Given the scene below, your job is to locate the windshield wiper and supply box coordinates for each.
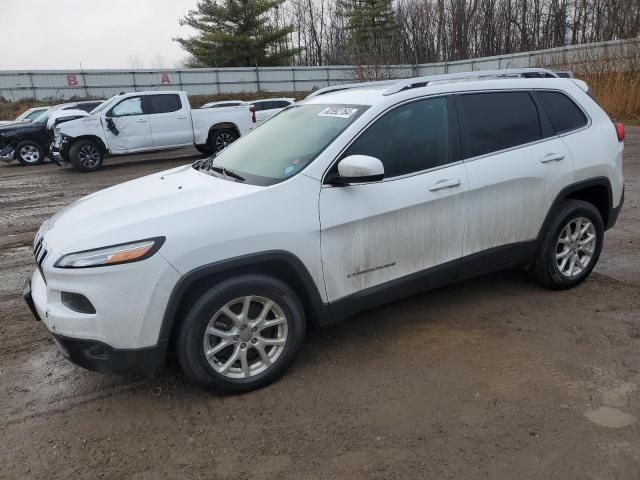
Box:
[211,166,245,182]
[193,156,245,182]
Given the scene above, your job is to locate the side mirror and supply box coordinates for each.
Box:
[328,155,384,185]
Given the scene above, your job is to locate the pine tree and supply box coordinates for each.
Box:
[175,0,300,67]
[338,0,398,60]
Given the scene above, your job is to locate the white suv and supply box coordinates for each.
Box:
[24,69,625,392]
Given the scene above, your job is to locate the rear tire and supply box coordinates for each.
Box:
[195,144,212,155]
[530,199,604,289]
[69,139,104,172]
[208,128,238,153]
[176,274,306,393]
[15,141,44,166]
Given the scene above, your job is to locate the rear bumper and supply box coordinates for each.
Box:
[607,185,624,230]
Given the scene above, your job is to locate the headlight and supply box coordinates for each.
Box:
[54,237,165,268]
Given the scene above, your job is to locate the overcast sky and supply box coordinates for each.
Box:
[1,0,199,70]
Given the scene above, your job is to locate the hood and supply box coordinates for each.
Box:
[43,164,263,255]
[0,121,43,136]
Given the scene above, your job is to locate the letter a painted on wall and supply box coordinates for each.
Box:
[67,75,78,86]
[160,73,172,84]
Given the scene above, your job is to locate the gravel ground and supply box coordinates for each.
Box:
[0,136,638,479]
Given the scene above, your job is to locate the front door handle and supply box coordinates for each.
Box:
[136,119,148,123]
[177,116,187,120]
[429,178,461,191]
[540,153,565,163]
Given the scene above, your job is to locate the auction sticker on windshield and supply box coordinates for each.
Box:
[318,107,358,119]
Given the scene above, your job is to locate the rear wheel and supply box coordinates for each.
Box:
[208,128,238,153]
[69,139,104,172]
[176,274,306,393]
[531,199,604,289]
[15,141,44,166]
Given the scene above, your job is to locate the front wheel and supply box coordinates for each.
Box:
[15,141,45,166]
[69,139,104,172]
[208,128,238,153]
[530,199,604,289]
[176,275,306,393]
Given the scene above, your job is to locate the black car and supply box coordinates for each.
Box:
[0,101,103,166]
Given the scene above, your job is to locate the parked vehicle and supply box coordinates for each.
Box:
[0,103,102,166]
[249,98,295,125]
[51,91,254,172]
[24,69,624,392]
[0,106,51,126]
[201,100,247,109]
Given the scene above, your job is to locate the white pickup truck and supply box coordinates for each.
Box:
[51,90,254,172]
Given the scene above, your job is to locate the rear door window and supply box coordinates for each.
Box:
[536,91,588,134]
[456,91,542,159]
[147,94,182,114]
[270,101,291,109]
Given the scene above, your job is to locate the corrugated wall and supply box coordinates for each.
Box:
[0,38,637,101]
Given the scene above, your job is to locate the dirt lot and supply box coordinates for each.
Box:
[1,135,639,480]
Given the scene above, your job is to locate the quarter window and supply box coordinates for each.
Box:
[147,94,182,114]
[457,91,542,158]
[344,96,451,178]
[537,91,588,134]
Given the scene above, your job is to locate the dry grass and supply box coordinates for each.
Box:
[581,71,640,123]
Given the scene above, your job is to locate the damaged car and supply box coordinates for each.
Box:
[0,101,103,166]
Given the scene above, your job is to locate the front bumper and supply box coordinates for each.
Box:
[23,275,167,376]
[0,145,15,162]
[52,334,167,376]
[49,140,68,166]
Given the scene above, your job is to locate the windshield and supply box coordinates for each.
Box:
[23,109,47,121]
[33,111,51,124]
[206,103,369,185]
[89,99,113,115]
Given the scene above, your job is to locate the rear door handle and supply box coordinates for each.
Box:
[136,119,148,123]
[429,178,461,191]
[540,153,565,163]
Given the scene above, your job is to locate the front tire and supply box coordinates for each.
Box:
[69,139,104,172]
[531,199,604,289]
[15,141,44,166]
[208,128,238,153]
[176,275,306,393]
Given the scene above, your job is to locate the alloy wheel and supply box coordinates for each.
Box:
[555,216,596,278]
[215,132,235,152]
[19,145,40,163]
[202,295,288,379]
[78,144,101,169]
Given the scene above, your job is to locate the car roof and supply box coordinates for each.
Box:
[303,69,583,106]
[252,98,294,103]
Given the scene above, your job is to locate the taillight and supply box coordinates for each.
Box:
[615,122,625,142]
[250,105,256,123]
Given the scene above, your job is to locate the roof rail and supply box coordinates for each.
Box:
[383,68,559,95]
[306,79,397,98]
[305,68,560,99]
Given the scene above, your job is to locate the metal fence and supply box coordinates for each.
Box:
[0,38,638,101]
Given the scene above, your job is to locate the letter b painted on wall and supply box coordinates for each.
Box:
[67,74,79,86]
